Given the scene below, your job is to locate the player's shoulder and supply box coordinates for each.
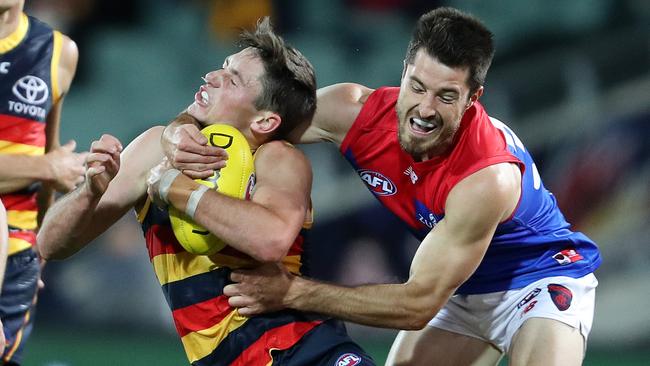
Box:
[57,33,78,72]
[256,140,306,161]
[319,83,375,106]
[255,140,311,173]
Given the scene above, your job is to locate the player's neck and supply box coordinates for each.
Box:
[0,6,22,39]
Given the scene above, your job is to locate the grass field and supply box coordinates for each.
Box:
[22,325,649,365]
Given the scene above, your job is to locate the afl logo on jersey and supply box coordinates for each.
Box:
[12,75,49,105]
[358,169,396,196]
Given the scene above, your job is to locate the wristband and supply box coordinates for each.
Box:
[158,169,181,204]
[185,184,209,219]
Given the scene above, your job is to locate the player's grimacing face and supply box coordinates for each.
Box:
[396,49,476,161]
[187,48,264,129]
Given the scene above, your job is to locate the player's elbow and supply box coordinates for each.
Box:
[37,233,74,261]
[249,235,293,263]
[399,302,439,330]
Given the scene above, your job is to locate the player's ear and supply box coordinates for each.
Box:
[466,86,484,110]
[251,112,281,135]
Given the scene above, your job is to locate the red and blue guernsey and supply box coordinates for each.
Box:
[340,87,601,294]
[0,14,66,255]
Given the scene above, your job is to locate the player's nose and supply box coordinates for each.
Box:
[418,99,437,119]
[203,71,222,88]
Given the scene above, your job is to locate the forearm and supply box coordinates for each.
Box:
[167,175,296,262]
[286,277,444,330]
[37,185,101,260]
[0,154,54,184]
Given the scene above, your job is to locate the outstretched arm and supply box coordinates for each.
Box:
[38,127,164,260]
[225,163,521,329]
[160,83,372,177]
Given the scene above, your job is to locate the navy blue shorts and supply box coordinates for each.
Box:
[0,248,40,366]
[271,319,375,366]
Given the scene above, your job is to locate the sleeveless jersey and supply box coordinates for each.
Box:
[137,168,324,365]
[340,87,601,294]
[0,14,65,255]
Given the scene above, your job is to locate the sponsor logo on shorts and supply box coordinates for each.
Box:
[517,288,541,309]
[335,353,362,366]
[548,284,573,311]
[358,169,396,196]
[522,300,538,315]
[552,248,583,265]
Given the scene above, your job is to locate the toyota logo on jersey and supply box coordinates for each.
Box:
[335,353,362,366]
[358,169,396,196]
[12,75,49,105]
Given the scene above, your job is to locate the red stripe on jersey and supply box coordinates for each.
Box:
[286,235,304,256]
[0,114,46,146]
[8,230,36,245]
[146,224,185,259]
[172,295,233,337]
[230,320,323,366]
[1,193,37,211]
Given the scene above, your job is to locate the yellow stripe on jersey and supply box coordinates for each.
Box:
[0,141,45,156]
[0,13,28,54]
[8,237,33,256]
[136,198,152,224]
[151,252,219,286]
[181,309,249,363]
[282,255,302,275]
[7,210,37,230]
[51,31,63,103]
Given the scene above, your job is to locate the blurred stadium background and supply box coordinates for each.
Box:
[22,0,649,365]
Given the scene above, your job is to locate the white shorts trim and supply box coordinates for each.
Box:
[428,273,598,354]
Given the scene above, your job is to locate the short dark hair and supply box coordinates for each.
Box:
[405,7,494,94]
[239,17,317,139]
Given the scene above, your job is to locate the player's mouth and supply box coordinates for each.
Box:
[194,86,210,107]
[409,117,438,135]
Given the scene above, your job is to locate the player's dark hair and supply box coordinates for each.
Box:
[405,7,494,94]
[239,17,317,139]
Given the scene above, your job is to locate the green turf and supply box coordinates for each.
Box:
[22,326,650,365]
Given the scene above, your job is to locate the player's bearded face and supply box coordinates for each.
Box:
[396,49,475,162]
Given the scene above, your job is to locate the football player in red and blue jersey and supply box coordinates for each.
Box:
[164,7,601,366]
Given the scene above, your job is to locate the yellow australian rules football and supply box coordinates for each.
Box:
[169,124,255,255]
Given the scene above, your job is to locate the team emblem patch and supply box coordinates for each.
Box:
[547,284,573,311]
[335,353,362,366]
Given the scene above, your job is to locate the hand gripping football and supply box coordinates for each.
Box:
[169,124,255,255]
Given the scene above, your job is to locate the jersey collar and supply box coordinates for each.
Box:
[0,13,29,54]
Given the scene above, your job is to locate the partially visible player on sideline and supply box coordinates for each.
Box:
[0,1,85,364]
[38,18,375,366]
[0,201,8,353]
[163,7,601,366]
